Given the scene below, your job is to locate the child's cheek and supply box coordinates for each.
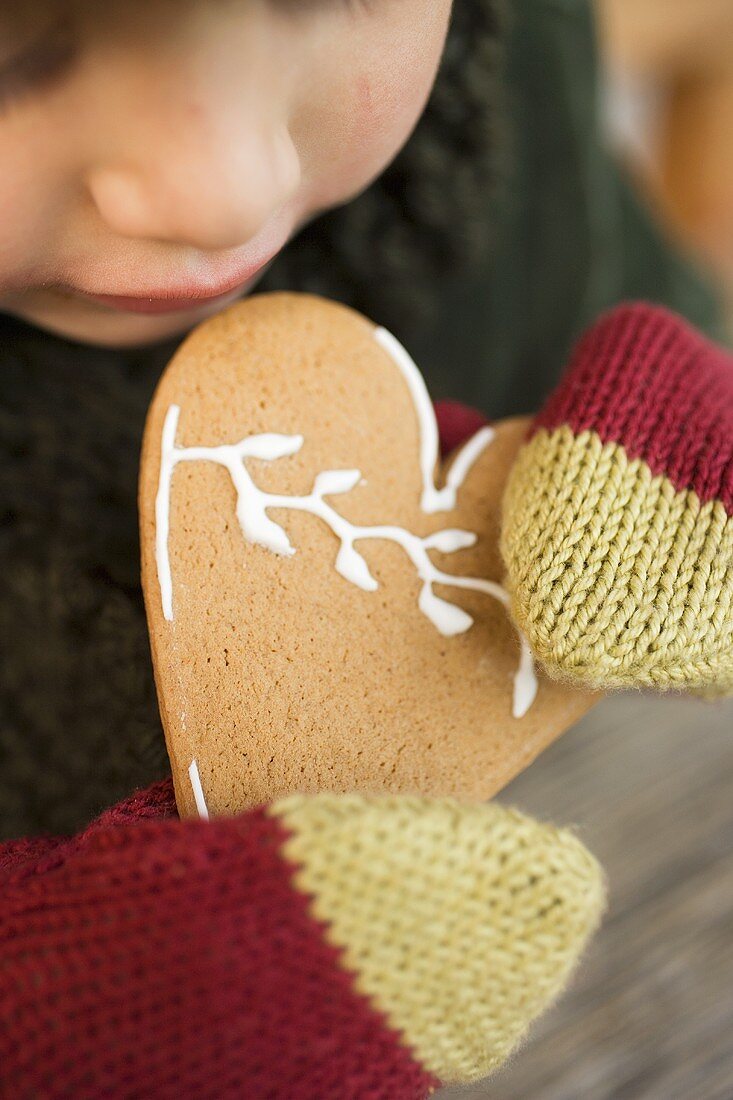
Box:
[302,6,450,213]
[0,127,69,291]
[0,178,45,291]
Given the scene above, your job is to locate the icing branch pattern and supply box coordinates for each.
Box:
[155,326,538,718]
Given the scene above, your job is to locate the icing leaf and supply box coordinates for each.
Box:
[419,586,474,636]
[314,469,362,497]
[424,529,477,553]
[336,543,378,592]
[238,504,295,556]
[243,433,304,461]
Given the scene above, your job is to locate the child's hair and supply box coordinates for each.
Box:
[261,1,505,339]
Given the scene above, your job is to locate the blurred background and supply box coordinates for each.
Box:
[599,0,733,323]
[438,1,733,1097]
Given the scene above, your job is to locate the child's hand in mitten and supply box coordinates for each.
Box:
[502,303,733,696]
[1,780,603,1099]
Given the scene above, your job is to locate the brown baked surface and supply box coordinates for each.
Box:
[139,292,596,818]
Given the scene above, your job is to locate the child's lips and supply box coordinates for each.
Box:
[70,262,267,314]
[80,281,250,315]
[58,225,291,314]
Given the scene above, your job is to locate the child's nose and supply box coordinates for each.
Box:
[86,120,301,252]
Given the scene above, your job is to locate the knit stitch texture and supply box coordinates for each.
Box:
[0,780,603,1099]
[501,302,733,693]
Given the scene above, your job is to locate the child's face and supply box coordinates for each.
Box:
[0,1,452,347]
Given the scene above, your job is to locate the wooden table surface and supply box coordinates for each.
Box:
[438,692,733,1100]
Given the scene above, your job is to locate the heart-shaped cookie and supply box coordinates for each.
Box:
[140,293,595,819]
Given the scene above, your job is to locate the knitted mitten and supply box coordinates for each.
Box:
[502,303,733,694]
[1,780,603,1099]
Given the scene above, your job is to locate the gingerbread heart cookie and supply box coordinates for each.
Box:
[140,293,595,819]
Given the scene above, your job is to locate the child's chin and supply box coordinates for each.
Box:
[1,287,250,349]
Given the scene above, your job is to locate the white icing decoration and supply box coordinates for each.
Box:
[154,322,538,718]
[424,529,477,553]
[374,326,495,513]
[446,425,497,496]
[156,403,507,637]
[156,405,304,619]
[513,638,539,719]
[188,759,210,820]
